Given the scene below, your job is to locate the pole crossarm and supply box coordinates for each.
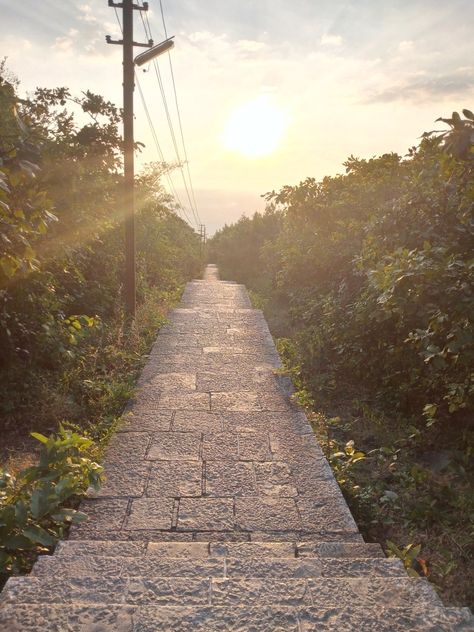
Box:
[108,1,149,10]
[106,35,154,48]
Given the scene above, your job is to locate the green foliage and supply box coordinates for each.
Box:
[208,110,474,607]
[385,541,427,578]
[0,427,102,575]
[0,65,201,583]
[209,112,474,433]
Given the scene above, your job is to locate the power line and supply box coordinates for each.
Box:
[138,0,201,228]
[135,75,193,226]
[156,0,200,221]
[113,5,194,227]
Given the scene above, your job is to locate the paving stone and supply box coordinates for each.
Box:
[147,542,210,558]
[70,498,129,537]
[0,605,136,631]
[104,432,151,465]
[210,541,295,558]
[297,498,359,533]
[238,433,272,461]
[320,558,406,577]
[177,498,235,531]
[147,432,201,460]
[235,497,302,531]
[254,461,298,497]
[147,392,210,411]
[143,372,197,392]
[92,462,150,498]
[126,498,174,530]
[116,411,172,433]
[126,577,210,605]
[211,578,311,606]
[173,410,223,432]
[56,540,147,558]
[297,542,384,558]
[135,605,299,631]
[226,558,323,579]
[147,460,203,497]
[211,392,262,411]
[202,432,239,460]
[32,555,123,577]
[123,557,225,578]
[1,576,127,604]
[206,461,257,496]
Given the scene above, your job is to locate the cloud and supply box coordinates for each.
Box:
[398,40,414,53]
[52,28,79,53]
[364,68,474,103]
[236,39,266,53]
[78,4,97,23]
[320,33,343,47]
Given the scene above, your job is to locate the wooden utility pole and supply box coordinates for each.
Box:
[106,1,152,320]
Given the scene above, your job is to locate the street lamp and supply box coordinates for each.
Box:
[134,37,174,66]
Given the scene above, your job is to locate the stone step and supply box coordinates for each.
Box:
[54,539,385,560]
[0,603,471,631]
[1,574,441,608]
[30,554,407,579]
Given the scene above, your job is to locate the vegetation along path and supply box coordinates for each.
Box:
[1,265,472,631]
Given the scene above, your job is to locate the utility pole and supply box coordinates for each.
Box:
[199,224,206,261]
[106,1,152,319]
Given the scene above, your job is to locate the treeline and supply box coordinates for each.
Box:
[210,113,474,435]
[0,63,201,445]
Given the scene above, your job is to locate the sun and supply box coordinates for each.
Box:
[222,96,288,158]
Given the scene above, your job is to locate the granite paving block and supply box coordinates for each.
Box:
[116,410,172,433]
[297,499,359,533]
[238,432,272,461]
[126,498,174,530]
[147,431,201,460]
[235,497,302,531]
[125,578,210,605]
[206,461,257,496]
[254,461,298,497]
[147,460,203,497]
[177,498,235,531]
[202,432,239,460]
[211,578,311,606]
[211,392,262,411]
[70,498,129,537]
[0,605,136,632]
[147,542,210,558]
[135,606,299,631]
[104,432,151,465]
[173,410,223,432]
[92,462,150,498]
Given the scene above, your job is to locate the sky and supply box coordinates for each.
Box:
[1,0,473,233]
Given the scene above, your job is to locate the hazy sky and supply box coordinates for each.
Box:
[1,0,473,232]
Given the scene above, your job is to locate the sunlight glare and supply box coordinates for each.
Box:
[222,96,287,158]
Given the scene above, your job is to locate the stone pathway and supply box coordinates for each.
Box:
[1,265,473,630]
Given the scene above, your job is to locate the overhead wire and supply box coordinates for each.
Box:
[113,4,194,227]
[153,1,200,221]
[141,0,201,228]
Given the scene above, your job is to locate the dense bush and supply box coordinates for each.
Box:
[209,110,474,606]
[209,112,474,433]
[0,65,201,437]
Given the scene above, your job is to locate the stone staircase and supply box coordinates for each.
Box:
[1,265,472,630]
